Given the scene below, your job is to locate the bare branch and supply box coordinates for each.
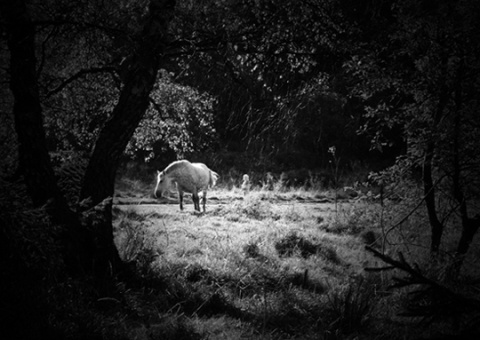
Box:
[44,66,118,98]
[33,19,126,38]
[365,246,480,320]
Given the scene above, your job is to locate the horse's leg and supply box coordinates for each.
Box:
[192,192,200,211]
[178,189,184,211]
[190,188,199,211]
[202,190,207,212]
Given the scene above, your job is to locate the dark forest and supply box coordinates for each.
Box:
[1,0,480,339]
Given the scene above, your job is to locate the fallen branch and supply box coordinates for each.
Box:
[365,246,480,326]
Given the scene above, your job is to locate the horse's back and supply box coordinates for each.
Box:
[191,163,219,189]
[165,160,216,192]
[170,162,206,190]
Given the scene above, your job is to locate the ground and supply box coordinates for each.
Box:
[108,179,480,339]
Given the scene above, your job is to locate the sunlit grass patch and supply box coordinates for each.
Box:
[111,190,416,338]
[232,196,280,220]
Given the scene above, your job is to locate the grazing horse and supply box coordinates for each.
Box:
[154,160,219,212]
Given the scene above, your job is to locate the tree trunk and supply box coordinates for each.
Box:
[78,0,176,282]
[423,54,449,254]
[1,0,93,274]
[457,218,480,257]
[450,60,479,275]
[80,0,176,205]
[2,0,65,209]
[423,143,444,253]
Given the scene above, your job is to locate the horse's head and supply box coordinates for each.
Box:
[154,170,173,198]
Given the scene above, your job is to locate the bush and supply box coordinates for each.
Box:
[322,278,375,337]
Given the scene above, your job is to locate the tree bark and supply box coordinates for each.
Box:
[80,0,176,205]
[2,0,66,209]
[423,53,449,254]
[1,0,93,274]
[450,60,480,274]
[423,143,444,253]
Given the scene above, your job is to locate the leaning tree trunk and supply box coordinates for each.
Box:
[1,0,92,273]
[79,0,176,279]
[80,0,176,205]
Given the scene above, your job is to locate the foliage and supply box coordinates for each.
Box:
[168,0,369,164]
[345,0,480,257]
[44,73,119,154]
[18,0,217,161]
[346,0,480,173]
[126,71,217,161]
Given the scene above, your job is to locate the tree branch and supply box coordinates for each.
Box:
[33,19,127,38]
[45,66,118,98]
[365,246,480,321]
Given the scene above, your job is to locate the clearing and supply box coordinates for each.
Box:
[111,185,425,339]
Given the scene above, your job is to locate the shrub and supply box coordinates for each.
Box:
[322,278,375,337]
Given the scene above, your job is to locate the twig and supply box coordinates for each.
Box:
[365,246,480,312]
[45,66,118,98]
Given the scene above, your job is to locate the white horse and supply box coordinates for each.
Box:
[154,160,219,212]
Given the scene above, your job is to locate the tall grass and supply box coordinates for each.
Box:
[322,278,376,338]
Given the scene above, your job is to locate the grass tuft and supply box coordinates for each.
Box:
[243,242,261,258]
[322,278,376,337]
[274,232,318,259]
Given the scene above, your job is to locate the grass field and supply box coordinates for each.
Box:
[109,177,480,339]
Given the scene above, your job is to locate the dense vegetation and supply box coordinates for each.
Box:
[1,0,480,338]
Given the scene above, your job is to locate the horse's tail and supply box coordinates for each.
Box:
[209,170,219,187]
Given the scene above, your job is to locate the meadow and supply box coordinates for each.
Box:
[106,173,480,340]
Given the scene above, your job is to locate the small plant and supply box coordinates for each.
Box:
[323,278,375,337]
[328,145,341,218]
[116,218,158,274]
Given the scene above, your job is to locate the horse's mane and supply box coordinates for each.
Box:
[164,160,189,174]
